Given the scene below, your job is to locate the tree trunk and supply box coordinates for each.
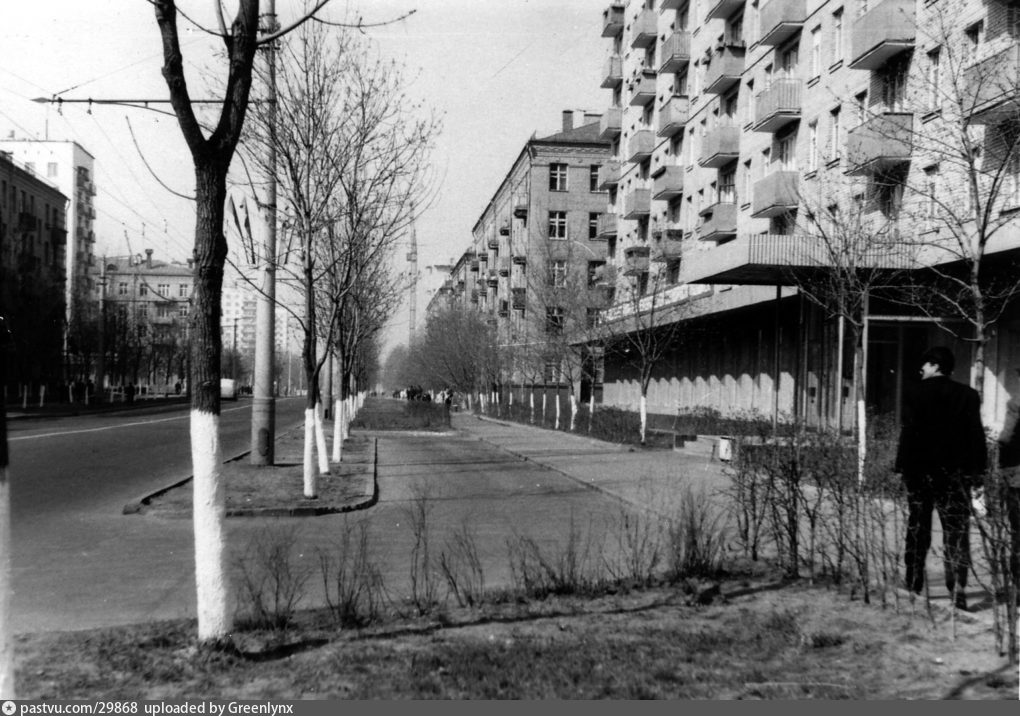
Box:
[639,393,648,444]
[0,343,13,697]
[190,160,231,641]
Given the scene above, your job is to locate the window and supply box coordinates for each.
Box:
[178,283,190,297]
[589,212,600,239]
[808,120,819,171]
[549,163,568,191]
[831,8,844,65]
[178,302,190,317]
[855,91,868,125]
[157,304,172,318]
[810,25,822,77]
[924,165,939,217]
[829,106,842,161]
[139,284,148,297]
[926,48,941,111]
[548,259,567,287]
[46,162,58,178]
[118,282,128,296]
[587,260,606,287]
[545,307,564,335]
[965,20,984,62]
[882,59,907,112]
[777,129,797,171]
[543,361,561,382]
[745,79,755,126]
[586,308,601,329]
[589,165,601,192]
[719,165,737,204]
[157,283,170,297]
[548,211,567,240]
[743,159,753,204]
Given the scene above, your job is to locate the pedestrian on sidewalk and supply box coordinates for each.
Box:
[894,346,987,610]
[995,371,1020,603]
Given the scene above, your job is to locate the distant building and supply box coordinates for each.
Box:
[0,138,97,329]
[0,150,68,394]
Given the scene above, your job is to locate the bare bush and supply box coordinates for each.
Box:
[665,486,728,581]
[317,520,388,628]
[233,525,312,631]
[603,504,664,588]
[505,515,607,598]
[403,484,442,614]
[439,522,486,607]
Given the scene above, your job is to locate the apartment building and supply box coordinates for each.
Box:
[0,151,68,392]
[596,0,1020,429]
[0,138,98,329]
[440,110,613,390]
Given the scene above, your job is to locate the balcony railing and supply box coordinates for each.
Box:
[598,160,622,189]
[599,106,622,139]
[703,43,745,94]
[846,112,913,175]
[628,70,657,107]
[626,129,655,163]
[601,54,623,88]
[631,8,657,49]
[849,0,915,71]
[597,213,619,238]
[623,245,650,275]
[758,0,806,46]
[659,31,691,73]
[623,188,652,219]
[706,0,746,20]
[698,125,740,168]
[498,256,511,276]
[753,79,802,132]
[698,202,738,241]
[513,203,528,219]
[511,287,526,310]
[963,43,1020,124]
[651,228,684,262]
[602,4,624,37]
[652,165,684,200]
[657,95,690,137]
[488,237,500,250]
[751,170,799,218]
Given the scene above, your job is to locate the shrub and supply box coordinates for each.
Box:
[234,524,312,631]
[665,486,728,581]
[317,520,388,628]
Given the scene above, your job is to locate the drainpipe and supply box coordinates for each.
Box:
[772,285,781,434]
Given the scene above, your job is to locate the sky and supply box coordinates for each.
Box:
[0,0,609,357]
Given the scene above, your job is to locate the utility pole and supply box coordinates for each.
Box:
[95,257,107,404]
[408,224,418,344]
[251,0,278,466]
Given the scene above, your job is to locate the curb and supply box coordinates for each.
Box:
[122,429,376,518]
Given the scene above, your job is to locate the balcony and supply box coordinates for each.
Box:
[706,0,746,20]
[599,106,623,139]
[660,0,685,8]
[657,95,690,137]
[703,43,745,94]
[513,202,528,219]
[698,202,738,242]
[628,70,657,107]
[470,259,480,272]
[659,31,691,73]
[488,236,500,250]
[758,0,806,46]
[846,112,913,175]
[592,262,617,286]
[626,129,655,163]
[498,256,511,276]
[17,212,36,232]
[512,287,526,310]
[651,228,684,262]
[598,160,622,189]
[849,0,915,71]
[597,213,618,239]
[753,79,802,132]
[681,233,916,285]
[963,44,1020,124]
[698,125,740,168]
[50,227,67,245]
[601,55,623,89]
[751,170,799,218]
[623,245,650,275]
[602,3,624,37]
[512,254,528,266]
[623,188,652,219]
[631,9,657,49]
[486,269,499,287]
[652,165,684,200]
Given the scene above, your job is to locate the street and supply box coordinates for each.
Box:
[8,403,630,633]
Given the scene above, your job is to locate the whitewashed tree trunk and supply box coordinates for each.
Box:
[555,393,561,430]
[588,391,595,433]
[542,391,547,425]
[332,397,343,463]
[530,389,535,424]
[314,402,330,475]
[21,386,26,411]
[639,394,648,444]
[0,464,13,698]
[38,385,45,408]
[191,411,231,640]
[303,408,317,498]
[569,392,578,432]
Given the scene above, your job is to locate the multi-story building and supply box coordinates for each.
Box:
[439,110,613,392]
[0,151,68,394]
[595,0,1020,429]
[100,249,192,389]
[0,138,97,331]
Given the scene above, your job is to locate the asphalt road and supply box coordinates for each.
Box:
[8,404,629,633]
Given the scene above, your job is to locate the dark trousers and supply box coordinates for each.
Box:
[904,475,972,595]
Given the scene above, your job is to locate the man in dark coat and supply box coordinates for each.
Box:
[895,346,986,610]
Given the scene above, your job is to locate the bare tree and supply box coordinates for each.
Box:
[0,316,12,697]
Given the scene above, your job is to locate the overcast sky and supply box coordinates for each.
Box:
[0,0,608,353]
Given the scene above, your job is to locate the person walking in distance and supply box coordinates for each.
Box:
[895,346,987,610]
